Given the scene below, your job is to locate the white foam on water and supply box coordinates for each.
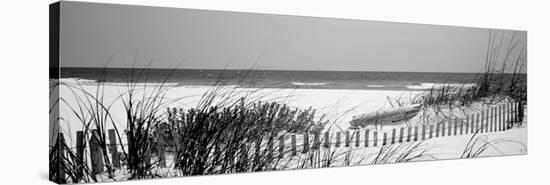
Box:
[59,78,180,87]
[406,82,476,90]
[291,82,329,86]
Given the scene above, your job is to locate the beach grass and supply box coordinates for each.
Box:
[166,96,328,175]
[370,141,433,164]
[419,30,526,111]
[51,63,335,181]
[55,75,121,182]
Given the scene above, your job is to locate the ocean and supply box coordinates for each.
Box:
[59,67,512,91]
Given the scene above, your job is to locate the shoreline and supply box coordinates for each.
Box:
[54,78,476,91]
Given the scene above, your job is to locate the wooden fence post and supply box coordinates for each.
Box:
[510,103,513,128]
[485,109,490,132]
[432,124,436,138]
[459,118,463,135]
[89,129,104,175]
[373,131,378,147]
[75,131,84,180]
[489,108,493,132]
[302,133,309,153]
[503,104,507,130]
[503,103,508,129]
[493,107,497,132]
[391,128,396,144]
[480,110,487,133]
[506,103,510,129]
[479,109,485,133]
[485,107,491,132]
[355,131,360,147]
[108,129,121,168]
[57,133,66,184]
[471,114,475,133]
[497,105,501,131]
[504,103,510,129]
[399,127,404,143]
[509,102,514,124]
[485,107,493,132]
[500,105,505,131]
[516,101,520,124]
[453,119,458,136]
[407,127,412,142]
[382,132,387,146]
[475,113,480,133]
[520,101,525,126]
[511,102,516,125]
[157,135,168,167]
[514,101,518,124]
[510,102,514,124]
[312,132,320,150]
[291,135,297,156]
[496,105,502,131]
[492,107,498,132]
[345,131,350,147]
[516,101,524,125]
[324,132,330,148]
[465,115,469,134]
[505,104,509,130]
[442,122,446,137]
[448,121,452,136]
[414,126,418,141]
[436,123,440,137]
[519,101,524,125]
[335,132,341,147]
[364,130,370,147]
[507,103,512,129]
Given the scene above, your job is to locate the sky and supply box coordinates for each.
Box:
[59,1,527,73]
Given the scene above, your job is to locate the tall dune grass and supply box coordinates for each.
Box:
[52,65,123,182]
[420,30,526,110]
[370,141,433,164]
[167,96,328,175]
[122,66,178,179]
[52,60,334,181]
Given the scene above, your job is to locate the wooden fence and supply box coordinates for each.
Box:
[63,101,523,176]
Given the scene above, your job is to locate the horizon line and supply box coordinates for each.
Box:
[58,66,526,75]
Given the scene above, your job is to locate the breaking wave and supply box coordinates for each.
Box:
[291,82,329,86]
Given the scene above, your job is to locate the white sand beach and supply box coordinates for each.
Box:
[55,79,527,154]
[56,79,426,144]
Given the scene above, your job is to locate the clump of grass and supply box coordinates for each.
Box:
[121,65,182,179]
[167,96,329,175]
[54,59,332,180]
[370,141,434,164]
[420,30,526,110]
[296,148,340,168]
[293,133,342,168]
[53,54,174,181]
[49,132,97,183]
[56,65,123,182]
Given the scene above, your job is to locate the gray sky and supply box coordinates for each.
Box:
[59,1,526,73]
